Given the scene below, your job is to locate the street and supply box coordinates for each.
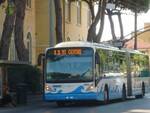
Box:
[0,94,150,113]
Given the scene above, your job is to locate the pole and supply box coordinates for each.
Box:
[134,11,137,50]
[49,0,56,47]
[126,52,132,96]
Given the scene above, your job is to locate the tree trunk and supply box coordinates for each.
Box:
[0,4,15,60]
[87,1,101,42]
[95,0,106,42]
[54,0,63,44]
[107,9,117,41]
[88,0,95,22]
[14,0,29,61]
[117,11,124,40]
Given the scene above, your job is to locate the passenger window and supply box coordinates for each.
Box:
[95,52,100,77]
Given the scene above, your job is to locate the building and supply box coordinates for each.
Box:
[0,0,36,64]
[64,0,90,41]
[0,0,90,65]
[124,23,150,56]
[35,0,90,64]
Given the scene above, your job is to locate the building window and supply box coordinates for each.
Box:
[65,0,71,22]
[26,0,31,8]
[87,10,91,27]
[27,32,32,63]
[9,32,18,61]
[77,0,81,25]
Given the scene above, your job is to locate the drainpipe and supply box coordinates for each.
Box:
[49,0,56,47]
[63,0,66,41]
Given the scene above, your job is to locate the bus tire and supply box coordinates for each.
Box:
[122,84,126,101]
[142,82,145,97]
[135,82,145,98]
[104,85,109,104]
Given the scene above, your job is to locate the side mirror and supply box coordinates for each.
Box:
[37,53,45,66]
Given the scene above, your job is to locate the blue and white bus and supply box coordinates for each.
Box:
[43,41,150,106]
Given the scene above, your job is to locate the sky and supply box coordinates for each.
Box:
[99,9,150,41]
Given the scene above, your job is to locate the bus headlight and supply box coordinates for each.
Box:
[45,84,52,92]
[86,84,94,91]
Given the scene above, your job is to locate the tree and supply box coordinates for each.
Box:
[86,0,102,42]
[0,0,16,60]
[95,0,106,42]
[82,0,107,42]
[119,0,150,49]
[106,9,117,40]
[14,0,29,61]
[0,0,29,61]
[54,0,149,43]
[85,0,149,42]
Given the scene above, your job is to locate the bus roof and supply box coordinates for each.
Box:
[48,41,145,55]
[54,41,120,50]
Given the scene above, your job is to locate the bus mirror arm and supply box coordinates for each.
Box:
[95,76,102,86]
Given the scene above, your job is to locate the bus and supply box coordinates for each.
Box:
[43,41,150,106]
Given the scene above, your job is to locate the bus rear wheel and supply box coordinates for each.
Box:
[135,82,145,98]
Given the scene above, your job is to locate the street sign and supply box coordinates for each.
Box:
[106,3,116,10]
[113,40,123,48]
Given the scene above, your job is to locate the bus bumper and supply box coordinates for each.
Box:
[44,93,97,101]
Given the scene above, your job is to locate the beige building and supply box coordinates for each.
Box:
[0,0,36,64]
[0,0,90,65]
[35,0,90,64]
[65,1,90,41]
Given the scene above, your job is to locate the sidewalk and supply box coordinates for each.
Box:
[0,94,48,113]
[27,94,43,105]
[0,94,43,108]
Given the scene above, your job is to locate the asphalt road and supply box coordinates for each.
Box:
[0,94,150,113]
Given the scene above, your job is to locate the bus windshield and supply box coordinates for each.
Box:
[46,47,93,83]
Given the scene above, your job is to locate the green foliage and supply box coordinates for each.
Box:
[118,0,150,13]
[7,2,15,16]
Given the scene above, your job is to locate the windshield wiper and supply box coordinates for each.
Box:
[80,69,90,77]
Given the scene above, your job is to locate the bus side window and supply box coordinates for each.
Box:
[95,52,101,83]
[95,52,100,71]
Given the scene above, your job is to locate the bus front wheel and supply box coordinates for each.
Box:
[142,82,145,97]
[122,84,126,101]
[104,85,109,104]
